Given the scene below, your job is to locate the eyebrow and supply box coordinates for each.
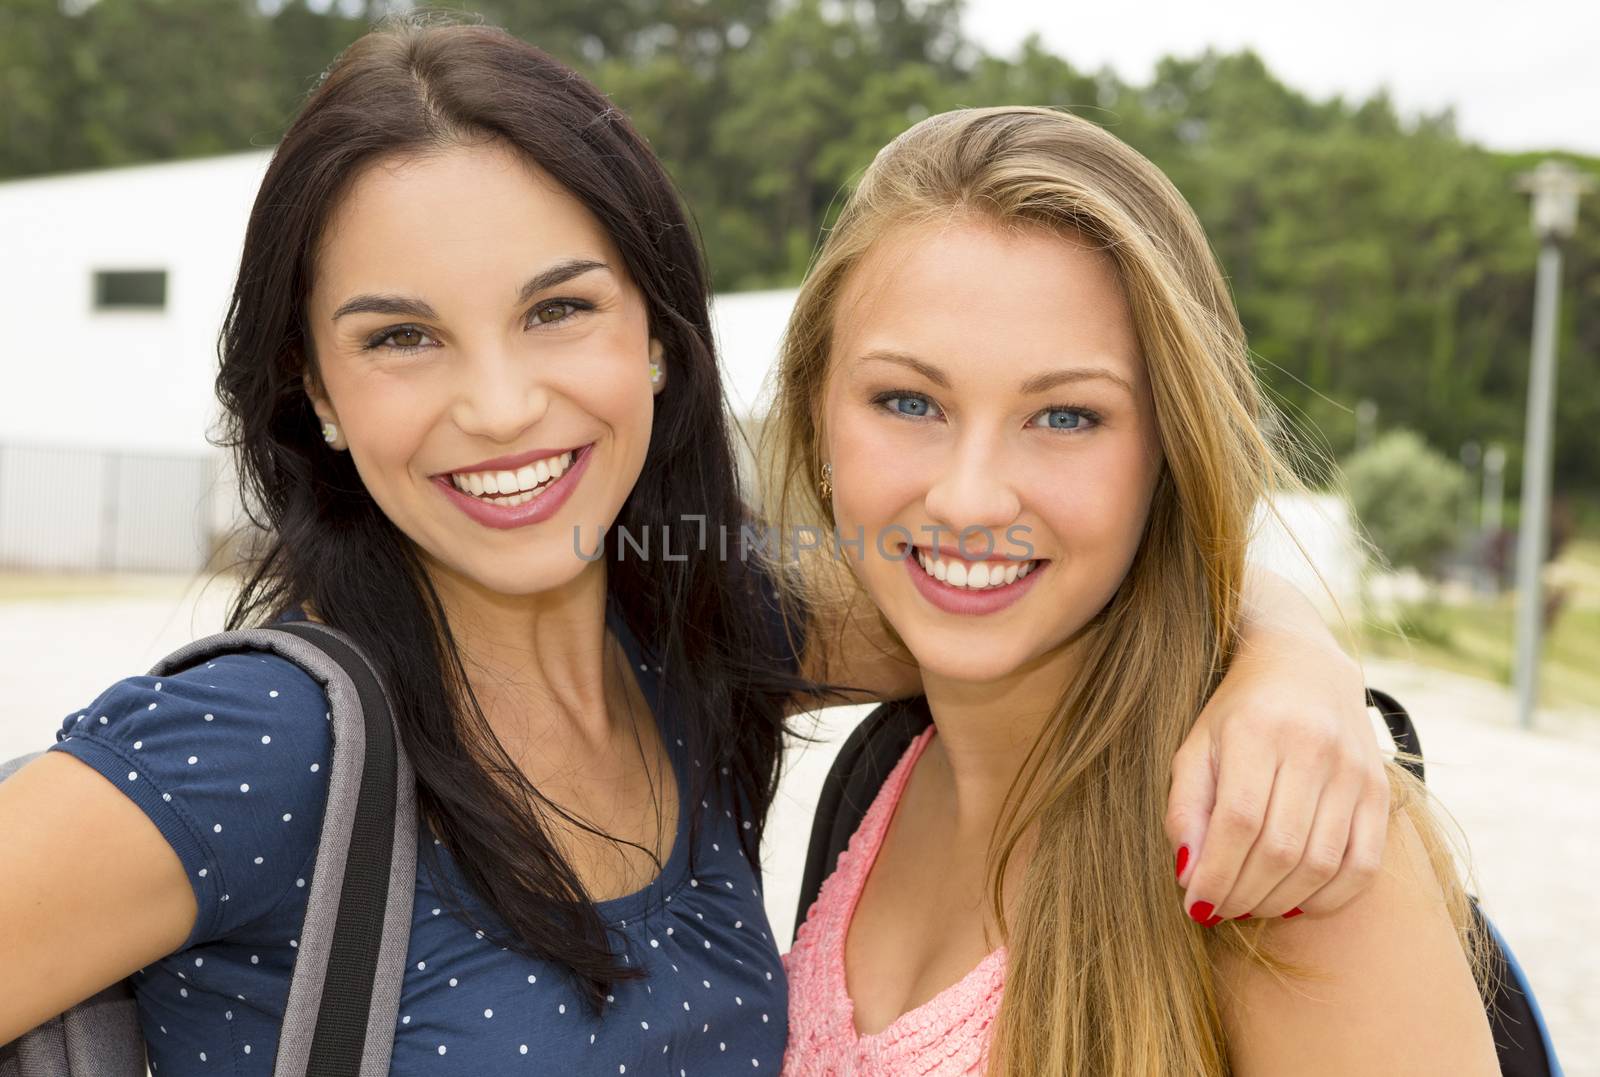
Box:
[331,258,613,321]
[859,349,951,388]
[1018,367,1135,397]
[860,349,1135,396]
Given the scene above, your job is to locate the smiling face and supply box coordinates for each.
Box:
[304,140,659,601]
[822,215,1164,685]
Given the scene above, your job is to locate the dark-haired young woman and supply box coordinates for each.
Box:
[0,20,1390,1075]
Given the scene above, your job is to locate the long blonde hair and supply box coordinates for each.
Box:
[763,106,1486,1076]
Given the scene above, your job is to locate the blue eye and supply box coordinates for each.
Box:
[873,391,942,420]
[1030,407,1095,431]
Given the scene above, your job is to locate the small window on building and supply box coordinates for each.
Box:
[93,270,167,311]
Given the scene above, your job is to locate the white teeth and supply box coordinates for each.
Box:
[916,548,1036,590]
[449,450,578,503]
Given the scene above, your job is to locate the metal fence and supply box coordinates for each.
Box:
[0,443,219,573]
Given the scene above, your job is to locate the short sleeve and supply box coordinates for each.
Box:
[49,653,332,948]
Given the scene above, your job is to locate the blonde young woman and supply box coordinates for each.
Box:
[771,108,1499,1075]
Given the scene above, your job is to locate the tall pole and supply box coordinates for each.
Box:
[1512,238,1563,729]
[1511,160,1591,730]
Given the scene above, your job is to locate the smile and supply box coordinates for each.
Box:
[435,444,593,531]
[913,547,1038,590]
[448,449,575,506]
[904,544,1049,615]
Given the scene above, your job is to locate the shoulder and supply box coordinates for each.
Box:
[55,650,331,776]
[50,649,333,944]
[1214,807,1498,1076]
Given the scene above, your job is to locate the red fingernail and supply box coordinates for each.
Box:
[1175,846,1189,879]
[1233,914,1252,921]
[1188,900,1215,924]
[1203,914,1224,928]
[1283,907,1305,919]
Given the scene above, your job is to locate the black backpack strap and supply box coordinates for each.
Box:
[793,698,931,943]
[149,623,415,1077]
[1472,900,1562,1075]
[1366,688,1423,783]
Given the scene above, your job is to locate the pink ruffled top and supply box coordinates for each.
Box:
[782,726,1007,1076]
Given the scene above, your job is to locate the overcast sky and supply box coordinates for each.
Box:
[963,0,1600,155]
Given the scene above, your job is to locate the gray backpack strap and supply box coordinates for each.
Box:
[150,623,416,1077]
[0,986,145,1077]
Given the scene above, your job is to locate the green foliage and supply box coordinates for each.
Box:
[1343,429,1469,572]
[2,0,1597,504]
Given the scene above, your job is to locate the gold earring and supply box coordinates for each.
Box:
[818,461,832,500]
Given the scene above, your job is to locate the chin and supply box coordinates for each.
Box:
[892,627,1042,687]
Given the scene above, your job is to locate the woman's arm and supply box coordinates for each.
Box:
[1168,565,1388,922]
[1215,808,1497,1076]
[0,751,197,1043]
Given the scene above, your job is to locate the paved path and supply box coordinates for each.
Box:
[2,579,1594,1072]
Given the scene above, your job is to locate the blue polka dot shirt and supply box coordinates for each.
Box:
[49,610,787,1074]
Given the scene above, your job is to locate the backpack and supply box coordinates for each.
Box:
[0,622,416,1077]
[794,689,1565,1077]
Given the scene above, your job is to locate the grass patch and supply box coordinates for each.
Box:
[1361,540,1600,713]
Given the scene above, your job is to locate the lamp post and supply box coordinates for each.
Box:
[1512,160,1592,730]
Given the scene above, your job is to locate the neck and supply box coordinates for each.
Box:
[918,638,1081,835]
[424,556,623,747]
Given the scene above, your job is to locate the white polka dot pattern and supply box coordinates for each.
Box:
[46,609,790,1074]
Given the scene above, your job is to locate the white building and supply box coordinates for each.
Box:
[0,152,272,570]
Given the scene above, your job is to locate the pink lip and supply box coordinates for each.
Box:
[904,548,1048,616]
[434,443,594,531]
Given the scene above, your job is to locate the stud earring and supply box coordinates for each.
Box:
[649,362,663,385]
[321,422,340,447]
[818,461,833,501]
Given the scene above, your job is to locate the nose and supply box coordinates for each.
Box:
[450,344,551,444]
[922,433,1023,557]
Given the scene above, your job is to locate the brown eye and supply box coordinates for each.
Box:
[391,328,425,348]
[533,301,576,325]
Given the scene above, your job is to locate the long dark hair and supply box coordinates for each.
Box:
[216,17,794,1006]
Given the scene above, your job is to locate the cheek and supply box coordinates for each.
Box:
[323,367,441,486]
[1030,439,1159,565]
[826,402,928,530]
[561,357,652,434]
